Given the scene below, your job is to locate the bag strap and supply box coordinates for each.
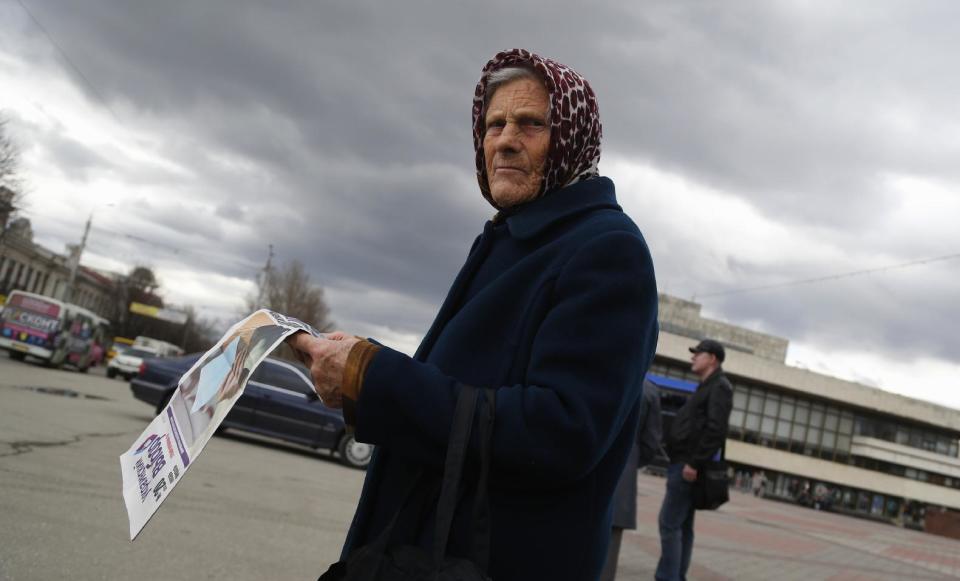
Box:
[350,466,424,581]
[469,388,495,572]
[432,384,479,566]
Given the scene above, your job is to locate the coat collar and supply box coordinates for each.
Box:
[698,368,726,390]
[503,177,620,240]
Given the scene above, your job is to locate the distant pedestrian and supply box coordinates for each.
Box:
[797,480,812,506]
[656,339,733,581]
[751,470,767,497]
[600,379,662,581]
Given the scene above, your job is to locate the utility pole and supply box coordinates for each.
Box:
[64,214,91,304]
[255,244,274,309]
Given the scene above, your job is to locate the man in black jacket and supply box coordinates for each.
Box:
[655,339,733,581]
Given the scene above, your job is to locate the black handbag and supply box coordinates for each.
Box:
[692,444,729,510]
[319,385,495,581]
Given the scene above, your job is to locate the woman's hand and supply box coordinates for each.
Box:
[287,331,359,408]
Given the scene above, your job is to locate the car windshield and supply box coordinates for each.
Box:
[126,348,158,358]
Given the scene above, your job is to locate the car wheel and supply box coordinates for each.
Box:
[10,351,26,361]
[155,390,175,415]
[337,433,373,469]
[107,368,117,379]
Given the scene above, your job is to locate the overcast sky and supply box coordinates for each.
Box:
[2,1,959,409]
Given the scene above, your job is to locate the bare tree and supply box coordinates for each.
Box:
[246,259,335,332]
[0,115,19,189]
[1,114,26,237]
[178,305,221,353]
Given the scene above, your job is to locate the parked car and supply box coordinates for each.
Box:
[129,353,372,469]
[108,346,160,380]
[107,339,134,362]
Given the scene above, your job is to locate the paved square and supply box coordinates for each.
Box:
[616,472,960,580]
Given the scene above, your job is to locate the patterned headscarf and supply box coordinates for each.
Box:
[472,48,603,208]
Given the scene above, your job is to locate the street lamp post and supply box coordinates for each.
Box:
[63,215,91,304]
[63,202,114,305]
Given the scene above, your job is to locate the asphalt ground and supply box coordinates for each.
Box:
[0,353,364,580]
[2,352,959,580]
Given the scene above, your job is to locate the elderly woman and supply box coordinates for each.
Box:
[291,49,658,580]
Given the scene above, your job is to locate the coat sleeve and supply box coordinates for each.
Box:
[691,380,733,466]
[354,230,658,487]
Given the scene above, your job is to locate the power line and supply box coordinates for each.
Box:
[14,0,123,125]
[696,252,960,300]
[18,208,258,272]
[87,224,259,271]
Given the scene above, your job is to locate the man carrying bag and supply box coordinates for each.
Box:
[655,339,733,581]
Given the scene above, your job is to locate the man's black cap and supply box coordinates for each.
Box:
[689,339,725,363]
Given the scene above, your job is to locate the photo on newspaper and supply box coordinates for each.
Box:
[119,309,322,540]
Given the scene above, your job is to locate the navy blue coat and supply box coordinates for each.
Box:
[345,177,659,580]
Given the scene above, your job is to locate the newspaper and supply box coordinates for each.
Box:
[119,309,323,540]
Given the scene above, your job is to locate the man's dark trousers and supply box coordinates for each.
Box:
[655,463,696,581]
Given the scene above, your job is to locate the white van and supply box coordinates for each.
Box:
[133,336,184,358]
[107,345,160,380]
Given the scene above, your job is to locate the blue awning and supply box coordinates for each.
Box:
[646,372,697,393]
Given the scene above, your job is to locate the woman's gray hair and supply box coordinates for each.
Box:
[483,65,551,117]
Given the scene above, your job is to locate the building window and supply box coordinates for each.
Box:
[729,409,744,432]
[779,396,795,421]
[825,411,839,432]
[822,431,837,450]
[839,413,854,435]
[895,427,909,445]
[760,416,776,438]
[810,405,825,429]
[733,389,747,411]
[763,393,780,417]
[837,435,851,452]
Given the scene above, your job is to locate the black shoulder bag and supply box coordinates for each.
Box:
[320,385,495,581]
[691,384,730,511]
[692,443,729,510]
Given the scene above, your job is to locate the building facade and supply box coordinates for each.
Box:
[0,218,114,319]
[655,294,960,531]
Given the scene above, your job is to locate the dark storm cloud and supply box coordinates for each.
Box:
[712,263,960,363]
[9,0,960,375]
[589,2,960,226]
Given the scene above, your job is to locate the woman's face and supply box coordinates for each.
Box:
[483,77,551,208]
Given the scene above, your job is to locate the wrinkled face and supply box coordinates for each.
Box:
[483,77,551,208]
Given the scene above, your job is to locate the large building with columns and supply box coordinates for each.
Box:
[652,294,960,532]
[0,217,114,319]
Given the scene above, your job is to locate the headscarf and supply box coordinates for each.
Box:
[472,48,603,208]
